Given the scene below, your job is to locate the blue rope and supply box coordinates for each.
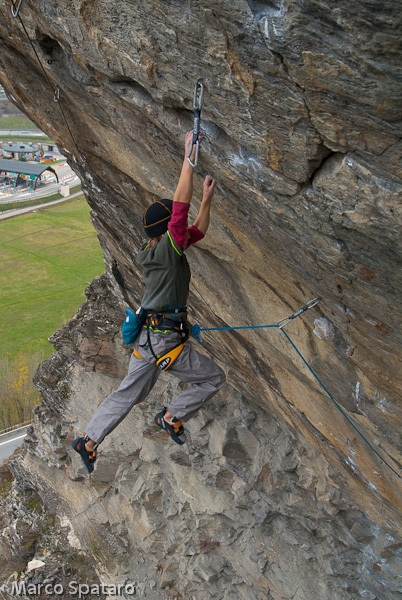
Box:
[196,303,401,480]
[280,328,401,479]
[200,323,278,332]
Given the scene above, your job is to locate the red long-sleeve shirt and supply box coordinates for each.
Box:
[168,201,204,250]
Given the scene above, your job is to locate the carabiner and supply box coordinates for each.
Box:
[193,78,204,111]
[187,138,200,168]
[305,297,321,310]
[187,78,204,168]
[11,0,23,17]
[53,86,60,102]
[277,297,321,329]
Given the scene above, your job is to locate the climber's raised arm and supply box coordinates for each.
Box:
[173,130,198,205]
[192,175,216,236]
[169,131,216,250]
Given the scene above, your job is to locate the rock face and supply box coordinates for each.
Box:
[1,1,401,598]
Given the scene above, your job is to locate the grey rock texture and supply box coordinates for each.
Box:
[0,1,401,598]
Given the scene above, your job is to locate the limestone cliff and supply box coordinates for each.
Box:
[1,1,401,598]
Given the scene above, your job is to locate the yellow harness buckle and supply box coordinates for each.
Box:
[156,343,185,371]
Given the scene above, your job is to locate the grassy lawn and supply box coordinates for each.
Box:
[0,186,82,212]
[0,114,51,142]
[0,196,105,361]
[0,194,63,212]
[0,115,40,130]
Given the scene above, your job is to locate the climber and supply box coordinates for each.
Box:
[72,130,226,473]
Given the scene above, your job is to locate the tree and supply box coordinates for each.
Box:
[0,352,42,430]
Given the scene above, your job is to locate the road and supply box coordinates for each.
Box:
[0,189,84,220]
[0,425,31,463]
[0,129,46,137]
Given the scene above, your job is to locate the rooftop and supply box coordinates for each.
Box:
[2,142,36,153]
[0,158,58,179]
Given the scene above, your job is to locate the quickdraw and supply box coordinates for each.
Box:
[11,0,23,17]
[187,78,204,168]
[277,297,321,329]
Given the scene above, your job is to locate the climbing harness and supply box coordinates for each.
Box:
[146,312,188,370]
[133,312,189,371]
[133,342,186,372]
[155,343,185,371]
[193,297,400,480]
[187,78,204,168]
[11,0,23,17]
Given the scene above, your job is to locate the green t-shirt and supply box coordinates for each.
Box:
[137,231,191,314]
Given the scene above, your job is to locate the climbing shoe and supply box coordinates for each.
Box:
[72,436,97,473]
[154,409,186,445]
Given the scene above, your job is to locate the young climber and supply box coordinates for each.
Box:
[72,131,226,473]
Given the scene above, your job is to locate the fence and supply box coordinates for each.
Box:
[0,420,34,437]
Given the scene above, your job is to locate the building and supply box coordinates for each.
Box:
[0,158,58,190]
[1,142,36,159]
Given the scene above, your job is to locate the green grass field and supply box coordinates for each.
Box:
[0,115,40,130]
[0,196,105,361]
[0,112,52,143]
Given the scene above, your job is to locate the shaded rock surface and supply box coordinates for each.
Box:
[0,1,401,598]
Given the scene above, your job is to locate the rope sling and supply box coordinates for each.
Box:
[192,298,401,480]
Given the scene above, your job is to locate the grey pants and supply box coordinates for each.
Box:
[86,329,226,444]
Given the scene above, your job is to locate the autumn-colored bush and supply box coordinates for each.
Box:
[0,351,42,429]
